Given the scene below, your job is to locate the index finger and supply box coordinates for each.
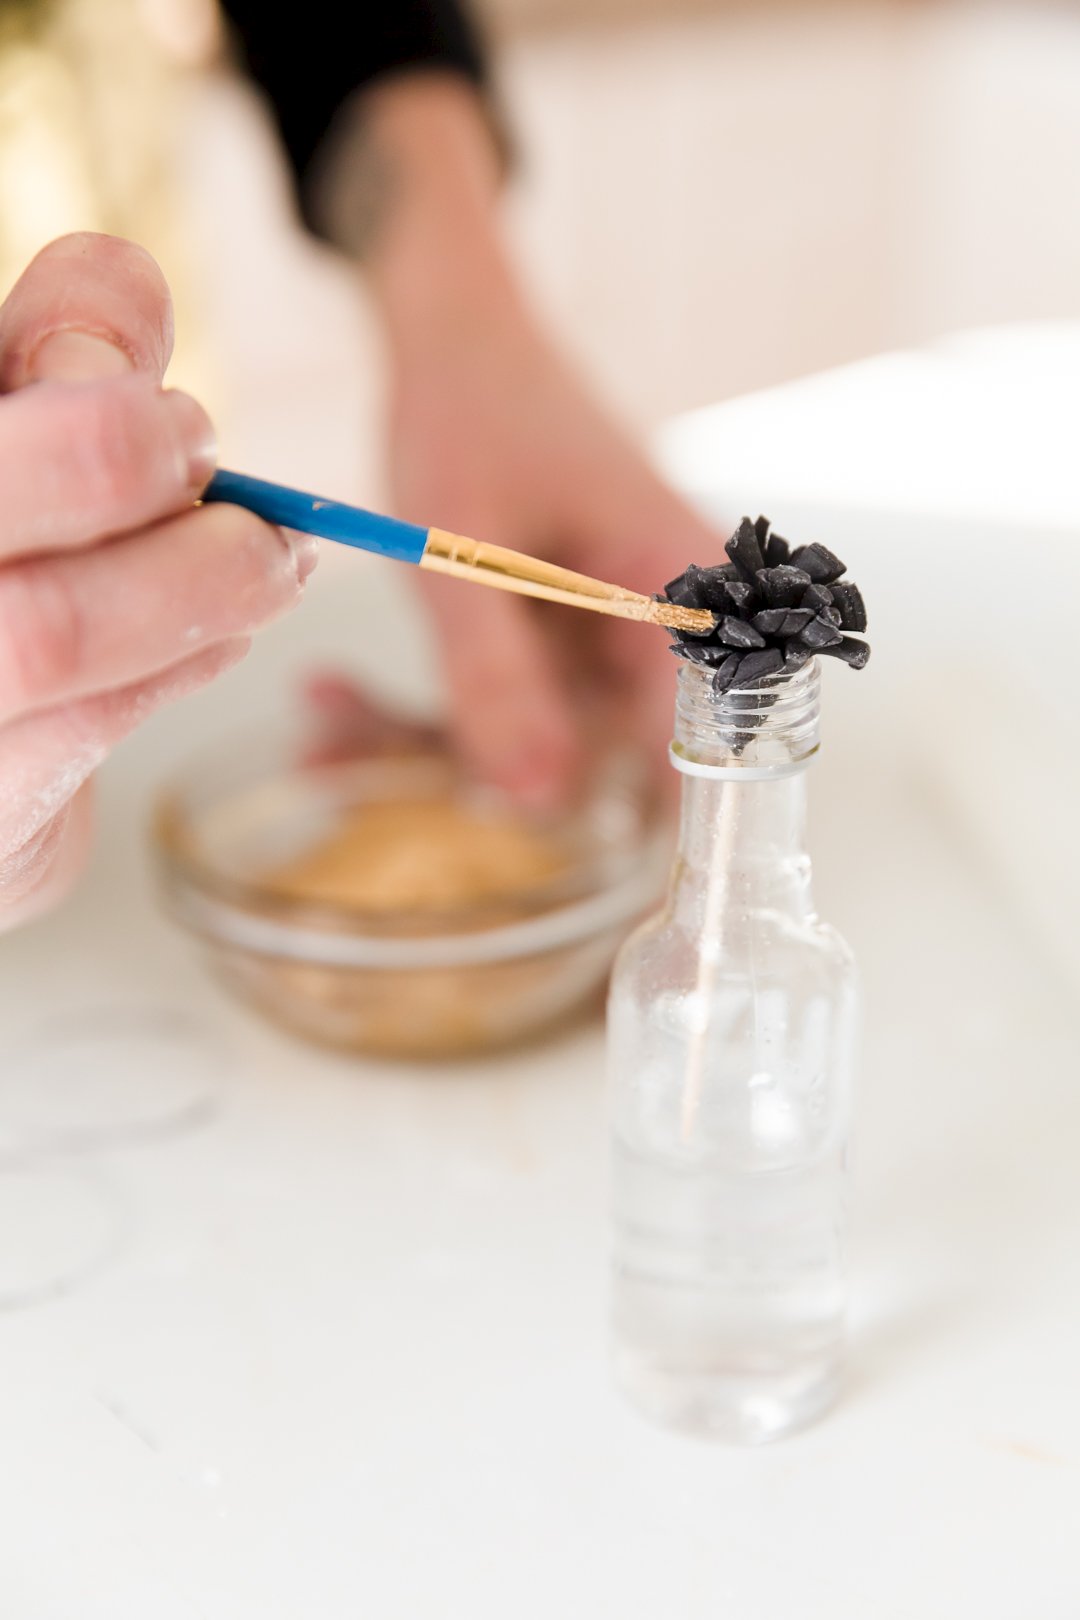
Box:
[0,232,174,392]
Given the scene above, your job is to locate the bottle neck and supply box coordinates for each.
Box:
[672,770,813,922]
[668,660,821,925]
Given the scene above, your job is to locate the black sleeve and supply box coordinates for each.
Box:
[220,1,489,213]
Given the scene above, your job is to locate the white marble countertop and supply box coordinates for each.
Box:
[2,328,1078,1618]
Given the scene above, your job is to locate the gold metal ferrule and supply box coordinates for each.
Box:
[421,529,715,635]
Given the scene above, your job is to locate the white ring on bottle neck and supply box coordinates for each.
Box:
[668,745,814,781]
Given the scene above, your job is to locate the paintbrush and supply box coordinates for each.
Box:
[202,470,714,636]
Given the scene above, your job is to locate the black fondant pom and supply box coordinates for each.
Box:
[718,616,766,650]
[800,583,834,614]
[724,579,756,613]
[789,543,845,584]
[757,566,811,609]
[712,651,743,691]
[764,532,791,569]
[829,580,867,633]
[798,615,844,650]
[663,517,870,690]
[726,517,766,581]
[734,648,785,685]
[822,635,871,669]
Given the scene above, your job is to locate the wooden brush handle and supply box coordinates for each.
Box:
[422,529,714,634]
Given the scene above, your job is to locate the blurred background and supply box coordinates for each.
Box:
[6,0,1072,970]
[0,1,1076,1138]
[1,4,1078,1608]
[1,0,1074,1021]
[2,0,1078,485]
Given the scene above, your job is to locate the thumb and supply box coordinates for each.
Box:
[417,569,582,808]
[27,328,135,383]
[0,233,174,390]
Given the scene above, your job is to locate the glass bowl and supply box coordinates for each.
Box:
[151,734,668,1059]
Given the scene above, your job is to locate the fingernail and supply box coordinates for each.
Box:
[286,530,320,583]
[28,328,133,382]
[161,389,218,491]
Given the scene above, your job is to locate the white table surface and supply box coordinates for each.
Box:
[2,328,1079,1618]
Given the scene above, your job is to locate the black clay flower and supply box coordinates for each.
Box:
[663,516,870,691]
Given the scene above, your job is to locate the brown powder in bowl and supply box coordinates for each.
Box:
[262,795,569,914]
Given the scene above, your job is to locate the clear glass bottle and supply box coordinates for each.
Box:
[607,659,857,1442]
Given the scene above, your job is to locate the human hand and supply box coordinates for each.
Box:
[0,233,317,932]
[388,296,721,805]
[352,78,723,806]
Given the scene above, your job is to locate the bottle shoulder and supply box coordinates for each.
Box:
[614,905,856,990]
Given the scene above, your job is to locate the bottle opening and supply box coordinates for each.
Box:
[671,660,821,773]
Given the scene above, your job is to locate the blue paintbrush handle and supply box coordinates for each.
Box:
[203,469,429,566]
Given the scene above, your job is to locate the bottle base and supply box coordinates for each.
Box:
[612,1344,842,1444]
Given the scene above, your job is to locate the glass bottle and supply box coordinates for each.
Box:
[607,658,857,1442]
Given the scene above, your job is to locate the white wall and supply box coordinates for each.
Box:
[179,1,1080,490]
[887,3,1080,344]
[501,1,1080,427]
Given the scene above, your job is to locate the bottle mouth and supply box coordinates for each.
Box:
[671,660,821,773]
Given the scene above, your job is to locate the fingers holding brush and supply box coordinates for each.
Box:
[0,640,250,932]
[0,232,317,928]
